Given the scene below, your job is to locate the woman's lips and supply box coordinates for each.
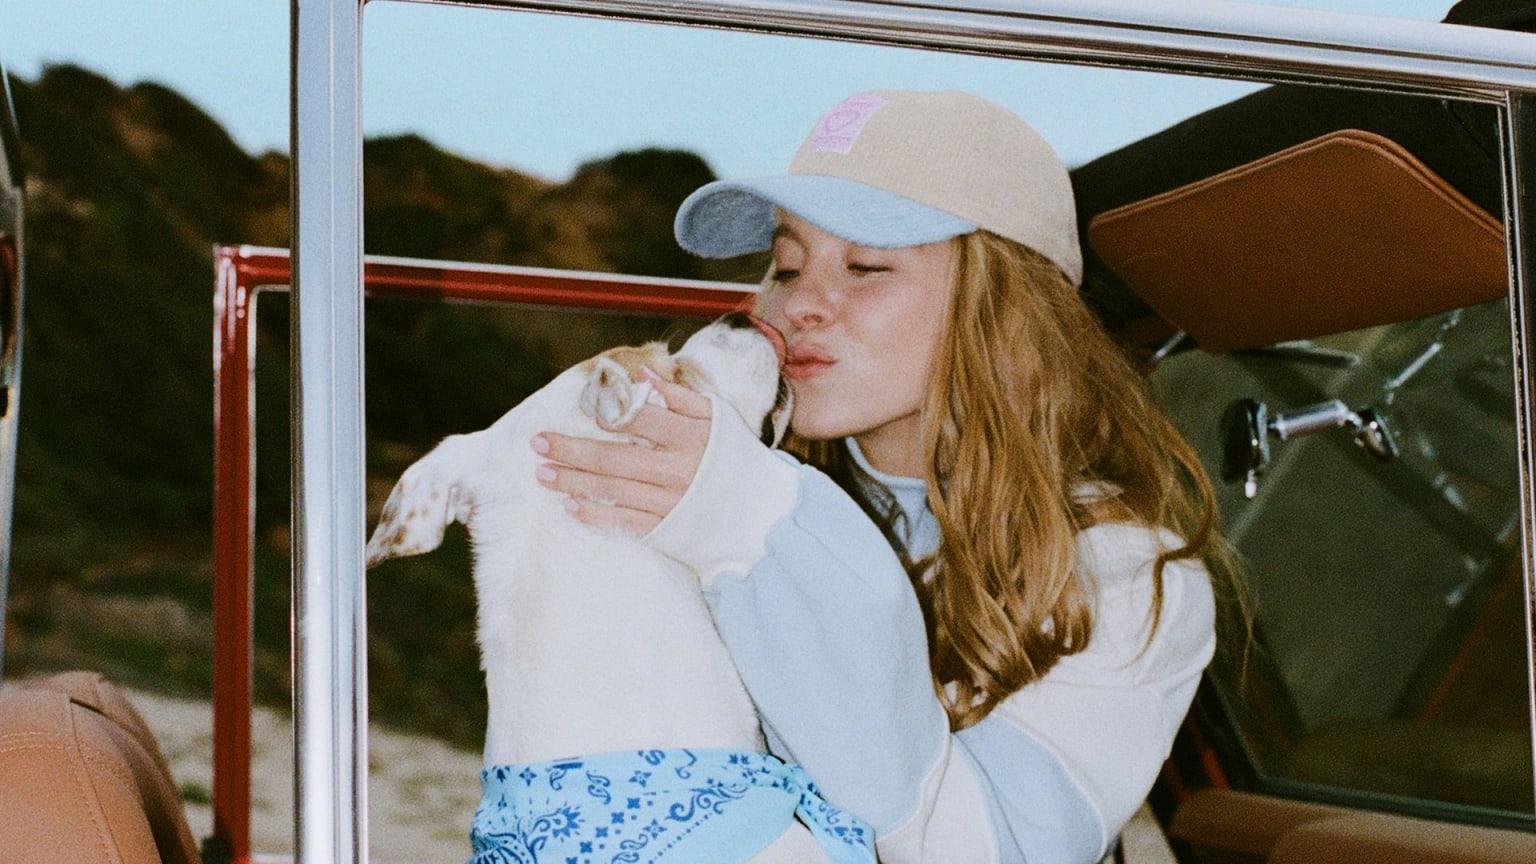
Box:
[784,346,834,381]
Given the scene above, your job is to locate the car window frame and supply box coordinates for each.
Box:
[290,1,1536,860]
[0,64,21,681]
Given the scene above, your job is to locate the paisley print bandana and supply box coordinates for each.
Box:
[469,748,875,864]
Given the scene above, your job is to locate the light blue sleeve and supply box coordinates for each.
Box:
[643,409,1111,862]
[702,465,949,836]
[703,466,1105,864]
[957,717,1104,864]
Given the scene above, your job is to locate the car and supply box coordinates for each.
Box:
[3,1,1535,863]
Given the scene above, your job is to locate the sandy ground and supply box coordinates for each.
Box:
[130,688,1177,864]
[130,688,482,864]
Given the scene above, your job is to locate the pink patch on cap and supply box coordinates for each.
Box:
[807,93,888,155]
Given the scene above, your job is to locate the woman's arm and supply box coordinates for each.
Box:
[636,406,1007,862]
[655,428,1216,864]
[957,525,1218,864]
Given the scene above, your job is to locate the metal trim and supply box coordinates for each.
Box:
[291,2,367,863]
[211,248,258,864]
[398,0,1536,97]
[0,58,23,679]
[293,2,1536,860]
[1500,88,1536,829]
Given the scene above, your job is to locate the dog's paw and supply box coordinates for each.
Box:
[579,356,654,431]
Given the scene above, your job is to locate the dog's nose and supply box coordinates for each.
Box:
[719,312,787,367]
[719,311,755,330]
[752,318,787,367]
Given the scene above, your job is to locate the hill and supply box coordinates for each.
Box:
[3,63,763,745]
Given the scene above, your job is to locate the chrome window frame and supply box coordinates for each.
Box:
[290,2,1536,861]
[0,64,23,680]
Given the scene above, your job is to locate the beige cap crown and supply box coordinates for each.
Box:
[789,90,1082,285]
[675,89,1082,286]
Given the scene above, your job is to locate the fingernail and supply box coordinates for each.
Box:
[562,496,580,514]
[530,434,550,454]
[535,465,557,484]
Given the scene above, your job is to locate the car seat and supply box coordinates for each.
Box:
[0,671,199,864]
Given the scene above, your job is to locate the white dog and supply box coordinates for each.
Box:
[365,314,870,864]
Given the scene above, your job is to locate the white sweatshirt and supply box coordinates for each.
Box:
[645,401,1217,864]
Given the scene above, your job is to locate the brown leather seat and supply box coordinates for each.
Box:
[1170,788,1536,864]
[0,671,199,864]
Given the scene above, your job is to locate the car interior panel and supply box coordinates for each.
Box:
[1086,128,1505,353]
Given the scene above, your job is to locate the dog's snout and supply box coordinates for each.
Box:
[716,313,787,368]
[719,311,755,330]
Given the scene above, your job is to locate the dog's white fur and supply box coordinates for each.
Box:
[365,317,830,863]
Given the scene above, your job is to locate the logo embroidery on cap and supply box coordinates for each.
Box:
[808,93,888,155]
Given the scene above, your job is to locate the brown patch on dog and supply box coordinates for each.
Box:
[671,357,713,394]
[593,342,717,397]
[578,342,677,382]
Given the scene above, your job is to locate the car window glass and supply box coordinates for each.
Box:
[360,2,1265,189]
[1148,219,1530,819]
[356,2,1532,826]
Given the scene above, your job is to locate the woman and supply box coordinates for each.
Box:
[531,89,1229,864]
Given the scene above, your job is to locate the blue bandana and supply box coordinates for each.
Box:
[469,748,875,864]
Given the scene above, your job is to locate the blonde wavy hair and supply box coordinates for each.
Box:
[765,230,1229,731]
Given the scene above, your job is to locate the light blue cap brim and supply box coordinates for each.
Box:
[674,174,977,258]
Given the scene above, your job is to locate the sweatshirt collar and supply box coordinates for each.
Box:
[847,437,938,556]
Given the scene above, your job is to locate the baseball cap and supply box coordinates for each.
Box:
[674,89,1084,286]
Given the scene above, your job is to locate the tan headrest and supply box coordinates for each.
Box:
[1088,129,1505,352]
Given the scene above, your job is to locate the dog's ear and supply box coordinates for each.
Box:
[365,437,474,567]
[579,355,654,431]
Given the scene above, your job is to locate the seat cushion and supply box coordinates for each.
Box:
[0,672,199,864]
[1268,810,1536,864]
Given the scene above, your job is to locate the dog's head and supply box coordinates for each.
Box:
[579,312,792,447]
[364,313,790,568]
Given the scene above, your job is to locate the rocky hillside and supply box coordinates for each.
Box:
[3,64,760,745]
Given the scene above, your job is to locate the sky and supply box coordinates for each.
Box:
[4,0,1456,183]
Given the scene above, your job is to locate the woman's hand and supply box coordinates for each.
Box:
[532,368,713,536]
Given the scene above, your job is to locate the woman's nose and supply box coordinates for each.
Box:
[777,264,836,329]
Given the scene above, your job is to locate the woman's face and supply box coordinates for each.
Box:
[762,211,954,476]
